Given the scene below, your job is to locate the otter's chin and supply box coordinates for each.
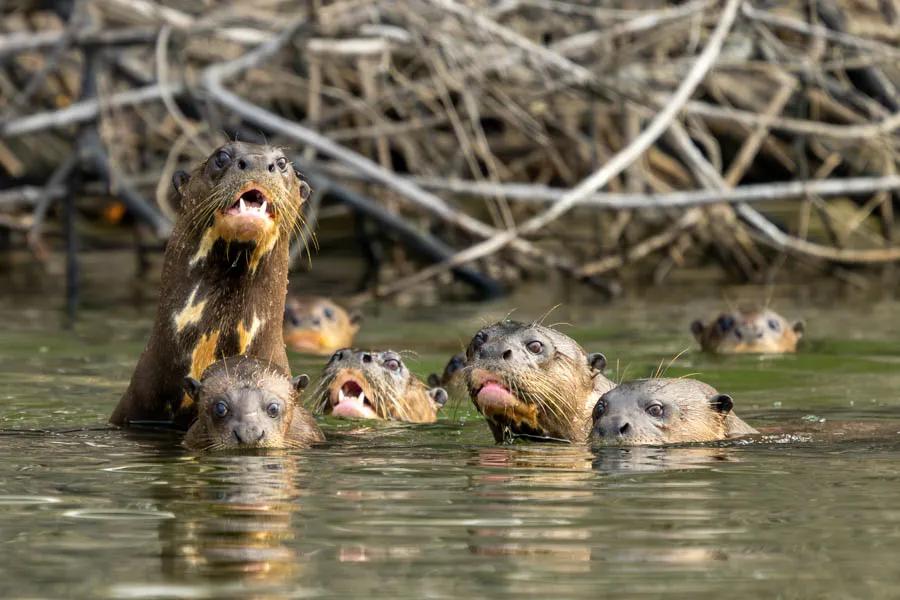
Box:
[285,330,329,355]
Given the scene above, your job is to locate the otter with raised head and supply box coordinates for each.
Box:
[462,320,613,444]
[111,142,310,429]
[183,357,324,451]
[691,308,803,354]
[283,295,361,355]
[590,378,757,446]
[427,351,466,401]
[310,349,447,423]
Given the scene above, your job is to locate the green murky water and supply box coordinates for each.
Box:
[3,254,900,598]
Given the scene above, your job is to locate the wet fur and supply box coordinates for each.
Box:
[111,143,308,428]
[309,350,442,423]
[591,378,757,446]
[183,357,323,451]
[462,321,614,444]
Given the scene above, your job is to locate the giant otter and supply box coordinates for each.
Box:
[309,349,447,423]
[691,308,803,354]
[283,295,361,355]
[183,356,324,451]
[111,143,310,428]
[590,378,757,446]
[461,321,613,444]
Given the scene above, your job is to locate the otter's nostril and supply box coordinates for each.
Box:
[233,429,244,444]
[257,430,265,441]
[268,163,275,173]
[502,349,512,360]
[237,159,247,170]
[618,423,631,435]
[362,353,373,363]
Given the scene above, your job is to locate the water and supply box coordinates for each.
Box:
[3,254,900,598]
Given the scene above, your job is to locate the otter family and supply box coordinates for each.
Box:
[111,144,800,451]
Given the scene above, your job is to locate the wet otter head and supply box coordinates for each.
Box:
[174,141,310,271]
[462,320,612,443]
[427,352,467,389]
[182,357,324,451]
[283,296,361,355]
[311,349,447,423]
[591,378,756,446]
[691,308,803,354]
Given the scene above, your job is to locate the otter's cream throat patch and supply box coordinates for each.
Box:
[173,285,207,333]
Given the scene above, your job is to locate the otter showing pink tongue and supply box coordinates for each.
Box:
[462,320,613,444]
[310,349,447,423]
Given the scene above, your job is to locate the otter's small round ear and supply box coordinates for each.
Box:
[429,387,449,408]
[792,321,805,338]
[690,320,705,338]
[349,310,363,326]
[292,374,310,392]
[710,394,733,414]
[183,377,202,401]
[298,179,311,201]
[172,170,190,196]
[427,373,441,388]
[587,352,607,373]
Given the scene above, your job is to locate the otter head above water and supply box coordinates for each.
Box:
[462,320,613,444]
[174,142,310,271]
[284,296,361,355]
[590,378,758,446]
[691,308,803,354]
[111,143,311,429]
[427,352,467,389]
[310,349,447,423]
[182,357,324,451]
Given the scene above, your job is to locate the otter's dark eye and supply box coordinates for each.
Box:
[646,404,663,418]
[213,150,231,169]
[323,307,335,320]
[266,402,281,418]
[717,315,735,331]
[212,400,228,418]
[276,157,288,172]
[526,340,543,354]
[592,398,607,420]
[473,331,487,350]
[768,319,781,331]
[384,358,401,372]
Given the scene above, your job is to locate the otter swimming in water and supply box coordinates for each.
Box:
[111,142,310,429]
[283,295,361,355]
[590,377,757,446]
[691,308,803,354]
[183,357,324,451]
[309,349,447,423]
[461,320,613,444]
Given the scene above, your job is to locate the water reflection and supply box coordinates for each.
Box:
[156,454,304,587]
[592,445,739,475]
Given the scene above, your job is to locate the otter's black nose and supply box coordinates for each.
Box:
[618,422,631,436]
[233,425,263,445]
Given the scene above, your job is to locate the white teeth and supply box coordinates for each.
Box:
[338,389,345,404]
[239,198,247,212]
[260,200,267,215]
[359,392,366,405]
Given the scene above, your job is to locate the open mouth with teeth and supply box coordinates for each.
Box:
[328,375,380,420]
[224,187,275,220]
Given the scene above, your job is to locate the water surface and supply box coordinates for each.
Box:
[2,255,900,598]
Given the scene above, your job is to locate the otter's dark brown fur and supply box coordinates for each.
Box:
[309,349,447,423]
[590,378,757,446]
[183,357,323,451]
[462,320,613,444]
[111,143,310,429]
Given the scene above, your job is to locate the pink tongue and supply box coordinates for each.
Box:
[477,382,514,405]
[331,395,378,419]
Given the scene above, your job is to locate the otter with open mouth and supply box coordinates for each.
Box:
[462,320,613,444]
[309,349,447,423]
[590,378,757,446]
[183,356,324,451]
[691,308,804,354]
[111,142,310,429]
[283,295,361,355]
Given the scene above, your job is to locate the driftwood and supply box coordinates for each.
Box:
[2,0,900,305]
